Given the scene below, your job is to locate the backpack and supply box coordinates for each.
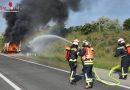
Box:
[127,46,130,54]
[64,45,71,60]
[82,47,94,61]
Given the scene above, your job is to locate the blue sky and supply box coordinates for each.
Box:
[66,0,130,27]
[0,0,130,32]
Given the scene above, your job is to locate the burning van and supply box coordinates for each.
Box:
[2,42,21,54]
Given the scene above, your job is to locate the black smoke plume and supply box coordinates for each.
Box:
[4,0,81,43]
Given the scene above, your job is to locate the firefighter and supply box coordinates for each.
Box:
[79,40,87,74]
[115,38,129,79]
[68,39,79,85]
[78,41,94,89]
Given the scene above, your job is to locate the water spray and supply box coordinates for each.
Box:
[28,34,72,53]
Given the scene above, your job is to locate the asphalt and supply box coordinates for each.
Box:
[0,54,130,90]
[94,68,130,87]
[0,77,14,90]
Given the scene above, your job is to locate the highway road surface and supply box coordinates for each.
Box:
[0,54,129,90]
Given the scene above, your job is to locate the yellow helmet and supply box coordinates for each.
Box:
[126,44,130,47]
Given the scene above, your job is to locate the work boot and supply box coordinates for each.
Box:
[90,82,93,88]
[124,75,127,80]
[85,85,91,89]
[119,75,123,79]
[70,79,76,85]
[70,81,76,85]
[119,75,127,80]
[85,83,92,89]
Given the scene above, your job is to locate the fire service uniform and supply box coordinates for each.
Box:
[79,41,94,89]
[115,38,129,79]
[68,39,79,84]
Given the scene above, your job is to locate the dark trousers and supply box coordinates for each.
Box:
[84,65,93,84]
[69,61,77,82]
[128,55,130,65]
[121,56,129,77]
[81,59,84,73]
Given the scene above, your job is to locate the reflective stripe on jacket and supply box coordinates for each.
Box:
[83,59,93,65]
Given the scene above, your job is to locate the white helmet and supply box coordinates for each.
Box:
[118,38,125,43]
[72,42,79,45]
[84,41,90,46]
[121,40,125,43]
[82,40,87,43]
[72,39,79,45]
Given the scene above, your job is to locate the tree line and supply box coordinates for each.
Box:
[65,16,130,34]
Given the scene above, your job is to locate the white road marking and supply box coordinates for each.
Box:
[2,54,70,73]
[1,54,130,89]
[0,73,22,90]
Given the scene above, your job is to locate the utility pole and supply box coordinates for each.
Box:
[99,21,101,32]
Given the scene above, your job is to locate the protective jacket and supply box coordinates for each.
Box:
[115,43,127,57]
[79,46,94,65]
[68,44,78,83]
[115,43,129,79]
[69,44,78,60]
[79,46,94,88]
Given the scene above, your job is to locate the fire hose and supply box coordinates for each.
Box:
[93,65,120,86]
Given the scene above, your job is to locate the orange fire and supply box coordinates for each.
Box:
[2,42,21,54]
[8,42,18,54]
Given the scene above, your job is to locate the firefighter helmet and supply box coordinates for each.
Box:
[118,38,125,43]
[84,41,90,46]
[72,39,79,45]
[72,42,79,45]
[82,40,87,43]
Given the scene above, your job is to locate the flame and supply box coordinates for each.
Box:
[2,42,21,54]
[8,42,18,54]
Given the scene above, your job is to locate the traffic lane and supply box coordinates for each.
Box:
[0,55,84,90]
[0,55,129,90]
[0,77,15,90]
[0,56,84,90]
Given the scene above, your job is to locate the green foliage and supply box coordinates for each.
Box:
[66,16,122,34]
[0,35,5,51]
[81,23,97,34]
[123,18,130,30]
[96,16,121,31]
